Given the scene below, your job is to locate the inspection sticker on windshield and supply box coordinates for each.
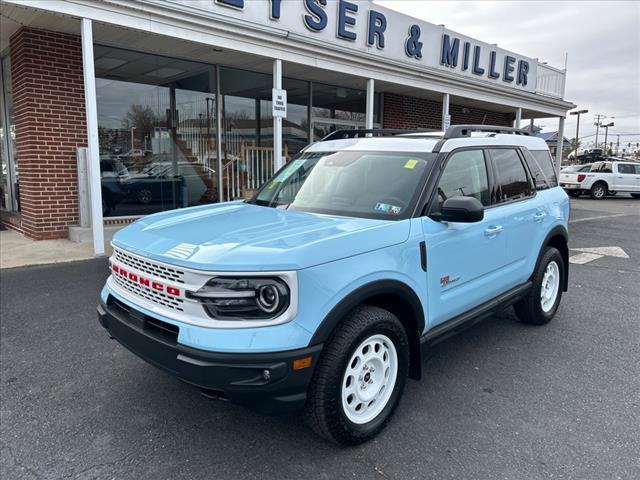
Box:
[375,203,402,215]
[404,159,419,169]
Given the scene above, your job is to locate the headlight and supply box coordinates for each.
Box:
[187,277,290,320]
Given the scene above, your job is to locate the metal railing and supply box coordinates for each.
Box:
[223,144,289,200]
[535,63,566,99]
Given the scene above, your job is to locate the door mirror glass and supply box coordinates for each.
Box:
[431,196,484,223]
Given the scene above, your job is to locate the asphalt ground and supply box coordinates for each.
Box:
[1,196,639,480]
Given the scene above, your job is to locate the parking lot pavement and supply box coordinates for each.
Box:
[1,198,639,480]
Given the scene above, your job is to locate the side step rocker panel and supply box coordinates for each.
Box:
[420,281,533,353]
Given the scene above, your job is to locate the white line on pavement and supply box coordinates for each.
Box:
[569,253,604,265]
[569,213,635,224]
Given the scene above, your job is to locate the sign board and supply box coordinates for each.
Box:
[201,0,537,93]
[443,114,451,131]
[272,88,287,118]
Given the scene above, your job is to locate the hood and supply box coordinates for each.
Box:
[112,202,410,271]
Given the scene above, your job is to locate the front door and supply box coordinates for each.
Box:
[422,149,510,327]
[615,163,639,192]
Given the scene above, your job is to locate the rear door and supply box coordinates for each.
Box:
[487,147,542,286]
[421,148,510,326]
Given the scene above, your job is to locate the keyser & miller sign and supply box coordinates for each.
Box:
[199,0,536,92]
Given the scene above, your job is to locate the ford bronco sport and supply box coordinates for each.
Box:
[98,125,569,445]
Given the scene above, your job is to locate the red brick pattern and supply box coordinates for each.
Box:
[383,93,513,130]
[9,27,86,240]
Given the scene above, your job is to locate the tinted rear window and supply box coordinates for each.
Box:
[490,149,533,203]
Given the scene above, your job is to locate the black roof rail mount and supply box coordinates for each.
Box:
[443,125,530,139]
[321,128,439,142]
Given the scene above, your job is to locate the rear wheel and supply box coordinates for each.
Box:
[514,246,564,325]
[304,305,409,445]
[589,183,607,199]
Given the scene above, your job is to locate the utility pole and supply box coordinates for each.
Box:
[569,109,588,159]
[616,135,620,156]
[594,114,604,150]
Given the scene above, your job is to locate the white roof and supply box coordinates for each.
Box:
[305,132,550,154]
[305,137,440,153]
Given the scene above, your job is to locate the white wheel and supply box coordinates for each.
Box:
[341,334,398,425]
[540,261,560,313]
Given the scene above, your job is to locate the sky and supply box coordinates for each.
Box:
[376,0,640,150]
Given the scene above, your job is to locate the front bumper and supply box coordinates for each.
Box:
[98,295,322,414]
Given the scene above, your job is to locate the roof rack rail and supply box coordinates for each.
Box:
[321,128,439,142]
[443,125,530,139]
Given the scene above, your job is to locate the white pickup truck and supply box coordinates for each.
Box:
[559,161,640,199]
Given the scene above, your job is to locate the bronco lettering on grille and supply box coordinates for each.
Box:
[111,263,181,297]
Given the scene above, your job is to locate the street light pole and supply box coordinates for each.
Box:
[569,109,588,160]
[130,126,136,151]
[602,122,614,155]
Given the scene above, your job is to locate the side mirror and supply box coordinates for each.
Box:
[431,196,484,223]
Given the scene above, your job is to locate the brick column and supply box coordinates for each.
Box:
[10,27,86,240]
[382,92,512,130]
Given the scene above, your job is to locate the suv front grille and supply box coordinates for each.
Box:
[113,247,185,284]
[112,269,185,311]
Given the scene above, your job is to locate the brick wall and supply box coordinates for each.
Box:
[9,27,86,240]
[383,92,513,130]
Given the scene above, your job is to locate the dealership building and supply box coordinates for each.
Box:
[0,0,573,251]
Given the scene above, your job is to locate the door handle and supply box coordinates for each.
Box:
[484,225,503,237]
[534,212,547,223]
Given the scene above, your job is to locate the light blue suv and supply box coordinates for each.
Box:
[98,125,569,444]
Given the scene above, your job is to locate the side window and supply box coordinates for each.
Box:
[617,164,635,174]
[635,166,640,175]
[579,164,592,172]
[490,148,533,203]
[600,162,613,173]
[432,149,490,213]
[523,150,558,190]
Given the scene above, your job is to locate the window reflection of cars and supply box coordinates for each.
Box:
[100,157,131,215]
[125,158,207,206]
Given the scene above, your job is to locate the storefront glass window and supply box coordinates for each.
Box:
[311,83,380,140]
[0,55,17,212]
[95,46,218,217]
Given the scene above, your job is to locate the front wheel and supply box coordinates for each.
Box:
[304,305,409,445]
[514,246,564,325]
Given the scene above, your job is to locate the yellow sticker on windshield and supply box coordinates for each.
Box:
[404,159,418,169]
[267,181,278,189]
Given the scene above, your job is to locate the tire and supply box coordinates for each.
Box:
[304,305,409,445]
[137,188,153,204]
[514,246,564,325]
[589,183,607,200]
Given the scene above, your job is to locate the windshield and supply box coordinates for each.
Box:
[251,151,434,219]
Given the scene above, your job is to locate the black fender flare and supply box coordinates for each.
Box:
[309,279,426,345]
[309,279,426,379]
[536,225,569,291]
